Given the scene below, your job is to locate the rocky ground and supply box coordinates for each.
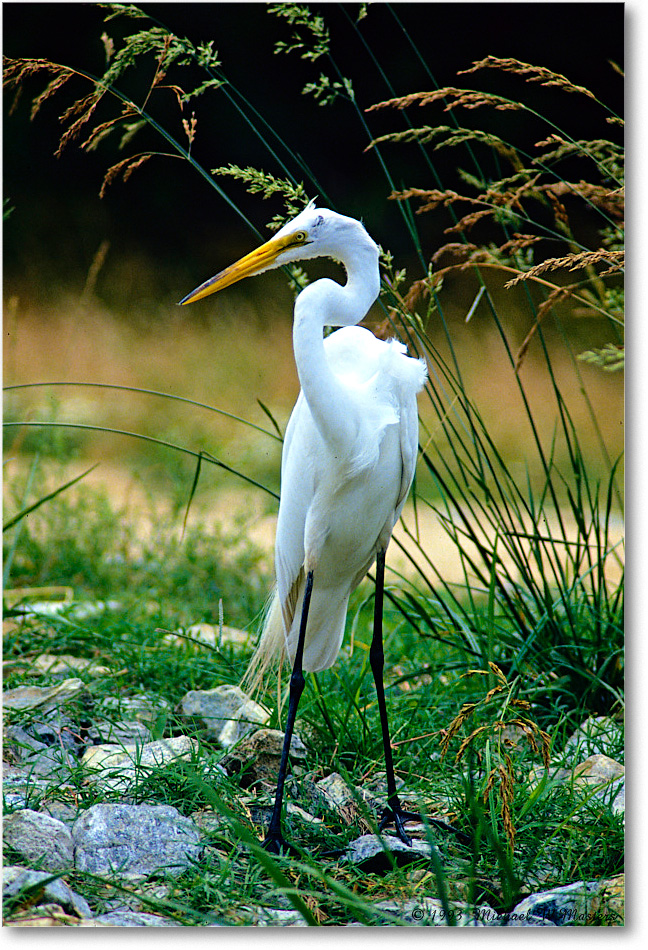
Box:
[3,618,624,927]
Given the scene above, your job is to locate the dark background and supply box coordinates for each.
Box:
[3,2,624,313]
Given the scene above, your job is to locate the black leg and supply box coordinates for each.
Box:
[262,570,313,855]
[370,549,421,846]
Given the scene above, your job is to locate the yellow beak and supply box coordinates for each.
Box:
[179,231,308,305]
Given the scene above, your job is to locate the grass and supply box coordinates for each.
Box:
[3,2,623,927]
[2,476,623,924]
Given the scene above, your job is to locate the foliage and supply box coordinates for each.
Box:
[367,55,624,371]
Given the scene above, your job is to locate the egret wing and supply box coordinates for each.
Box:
[274,393,313,630]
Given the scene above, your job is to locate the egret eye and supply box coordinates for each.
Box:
[294,230,308,243]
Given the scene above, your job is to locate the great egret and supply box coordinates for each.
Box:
[181,203,427,853]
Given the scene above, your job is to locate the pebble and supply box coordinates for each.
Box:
[3,809,74,871]
[2,653,624,927]
[223,727,307,786]
[509,877,624,926]
[81,910,180,926]
[3,678,86,713]
[344,833,433,872]
[3,867,92,918]
[14,653,111,677]
[164,622,254,651]
[368,895,491,926]
[179,684,270,746]
[97,693,171,729]
[81,735,199,793]
[72,803,203,879]
[572,754,625,815]
[563,715,624,759]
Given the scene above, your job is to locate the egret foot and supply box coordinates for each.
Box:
[261,832,300,857]
[378,802,422,847]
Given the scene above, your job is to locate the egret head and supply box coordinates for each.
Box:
[179,204,378,306]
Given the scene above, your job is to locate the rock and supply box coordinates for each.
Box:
[5,724,50,758]
[12,598,121,619]
[73,803,203,879]
[3,867,92,918]
[28,715,81,752]
[369,896,490,926]
[3,678,86,713]
[528,764,572,790]
[596,874,624,925]
[2,763,52,810]
[81,735,199,793]
[96,694,171,730]
[5,722,79,782]
[3,809,74,871]
[84,910,179,926]
[30,654,110,677]
[344,833,432,872]
[86,718,153,745]
[509,879,610,926]
[564,716,624,759]
[179,685,270,747]
[190,810,231,836]
[314,772,371,829]
[12,745,77,782]
[245,799,323,828]
[40,799,80,826]
[164,623,254,651]
[255,908,309,927]
[529,754,625,817]
[572,754,625,814]
[6,901,81,926]
[222,727,306,786]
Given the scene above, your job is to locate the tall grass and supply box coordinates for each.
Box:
[3,2,623,921]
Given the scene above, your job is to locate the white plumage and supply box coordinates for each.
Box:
[273,327,426,672]
[180,204,427,850]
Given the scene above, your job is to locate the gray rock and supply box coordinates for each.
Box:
[314,772,377,829]
[564,716,624,760]
[223,727,307,787]
[73,803,203,879]
[345,833,432,872]
[510,880,601,926]
[255,907,309,927]
[572,754,625,815]
[3,867,92,918]
[2,763,52,809]
[164,623,254,651]
[3,678,86,713]
[40,799,80,826]
[5,720,80,782]
[15,746,78,782]
[179,684,270,747]
[87,909,179,926]
[370,896,489,926]
[5,724,50,757]
[529,754,625,817]
[87,718,153,745]
[81,735,199,793]
[316,771,363,809]
[97,693,171,730]
[30,714,82,752]
[3,809,74,871]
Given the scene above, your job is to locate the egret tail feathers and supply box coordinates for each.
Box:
[242,589,286,698]
[242,571,351,699]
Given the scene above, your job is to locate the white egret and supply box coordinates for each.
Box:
[181,203,428,853]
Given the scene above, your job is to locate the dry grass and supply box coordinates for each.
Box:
[4,291,623,472]
[4,281,623,596]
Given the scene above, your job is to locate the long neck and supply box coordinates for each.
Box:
[292,242,379,453]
